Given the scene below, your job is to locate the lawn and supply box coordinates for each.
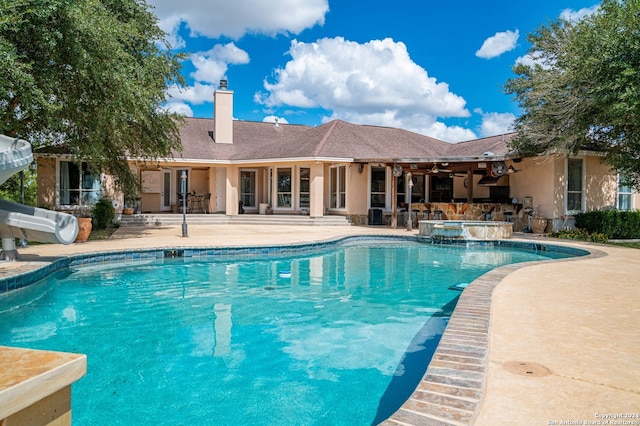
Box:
[608,241,640,249]
[87,227,119,241]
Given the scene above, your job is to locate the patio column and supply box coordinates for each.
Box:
[467,166,473,203]
[225,165,239,215]
[309,162,324,217]
[391,173,398,229]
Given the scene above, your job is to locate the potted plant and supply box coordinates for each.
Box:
[123,196,137,215]
[75,209,93,243]
[530,210,547,234]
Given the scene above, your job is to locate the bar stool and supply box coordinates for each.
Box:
[503,211,513,222]
[433,210,443,220]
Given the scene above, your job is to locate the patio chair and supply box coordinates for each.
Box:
[201,193,211,213]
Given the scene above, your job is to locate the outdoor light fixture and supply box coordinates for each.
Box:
[181,170,188,238]
[507,165,516,174]
[431,164,439,174]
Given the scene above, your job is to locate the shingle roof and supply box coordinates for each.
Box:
[176,117,510,163]
[445,133,515,158]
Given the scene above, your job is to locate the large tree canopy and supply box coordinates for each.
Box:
[505,0,640,189]
[0,0,184,197]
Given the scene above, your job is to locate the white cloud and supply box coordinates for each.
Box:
[478,111,516,137]
[149,0,328,42]
[190,43,250,84]
[515,51,554,70]
[165,43,249,109]
[256,37,471,139]
[167,82,216,104]
[476,29,519,59]
[262,115,289,124]
[515,52,540,68]
[560,5,599,22]
[321,110,476,143]
[164,102,194,117]
[427,122,478,143]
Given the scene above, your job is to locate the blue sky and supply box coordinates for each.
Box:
[148,0,599,142]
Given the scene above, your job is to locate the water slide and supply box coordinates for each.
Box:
[0,135,78,259]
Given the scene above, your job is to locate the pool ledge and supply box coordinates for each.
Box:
[0,346,86,424]
[381,243,608,425]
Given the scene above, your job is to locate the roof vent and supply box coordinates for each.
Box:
[219,79,228,90]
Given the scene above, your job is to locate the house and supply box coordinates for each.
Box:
[35,81,637,232]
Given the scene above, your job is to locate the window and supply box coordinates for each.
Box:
[240,170,256,208]
[299,167,310,208]
[370,166,386,208]
[567,158,584,213]
[59,161,101,207]
[617,177,634,211]
[330,165,346,209]
[277,168,292,208]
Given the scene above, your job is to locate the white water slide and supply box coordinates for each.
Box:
[0,135,78,259]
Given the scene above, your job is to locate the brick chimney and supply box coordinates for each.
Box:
[214,79,233,144]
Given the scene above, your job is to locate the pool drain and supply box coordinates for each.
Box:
[502,361,551,377]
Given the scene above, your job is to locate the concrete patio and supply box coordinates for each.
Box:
[1,224,639,425]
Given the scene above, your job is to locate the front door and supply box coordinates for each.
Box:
[161,170,172,211]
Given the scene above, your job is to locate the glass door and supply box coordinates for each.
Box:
[161,170,172,211]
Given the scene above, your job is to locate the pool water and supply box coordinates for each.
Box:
[0,241,569,425]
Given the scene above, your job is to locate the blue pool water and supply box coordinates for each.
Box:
[0,240,572,425]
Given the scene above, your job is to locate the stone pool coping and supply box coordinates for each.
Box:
[381,243,607,425]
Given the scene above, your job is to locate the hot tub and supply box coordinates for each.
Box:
[418,220,513,240]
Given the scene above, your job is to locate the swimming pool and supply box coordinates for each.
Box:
[0,238,576,425]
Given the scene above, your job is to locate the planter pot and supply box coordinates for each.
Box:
[123,208,134,215]
[531,218,547,234]
[75,217,93,243]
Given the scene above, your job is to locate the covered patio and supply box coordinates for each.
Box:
[377,157,527,230]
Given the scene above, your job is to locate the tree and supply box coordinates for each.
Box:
[0,169,37,206]
[0,0,185,198]
[505,0,640,189]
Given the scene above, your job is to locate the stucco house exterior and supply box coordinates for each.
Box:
[35,82,637,232]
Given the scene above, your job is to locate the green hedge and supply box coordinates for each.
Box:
[575,210,640,239]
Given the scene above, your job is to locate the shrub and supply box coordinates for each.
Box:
[91,198,115,230]
[551,228,609,244]
[575,210,640,239]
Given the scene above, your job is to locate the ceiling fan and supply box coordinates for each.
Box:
[426,163,453,173]
[490,161,507,176]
